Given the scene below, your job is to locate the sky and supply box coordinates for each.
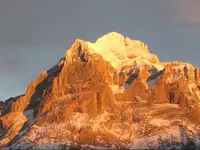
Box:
[0,0,200,100]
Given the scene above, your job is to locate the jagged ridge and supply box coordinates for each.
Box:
[0,32,200,149]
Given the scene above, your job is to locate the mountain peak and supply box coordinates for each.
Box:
[96,32,124,42]
[1,32,200,149]
[66,32,162,70]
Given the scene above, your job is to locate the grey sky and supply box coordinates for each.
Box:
[0,0,200,100]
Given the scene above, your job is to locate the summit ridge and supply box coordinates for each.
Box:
[0,32,200,149]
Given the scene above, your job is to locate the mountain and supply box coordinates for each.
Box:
[1,32,200,149]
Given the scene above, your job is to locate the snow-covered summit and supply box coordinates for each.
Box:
[85,32,162,70]
[1,32,200,149]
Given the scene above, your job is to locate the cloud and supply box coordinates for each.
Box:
[167,0,200,25]
[0,59,23,74]
[4,59,19,66]
[165,0,200,35]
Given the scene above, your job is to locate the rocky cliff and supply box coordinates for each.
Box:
[0,32,200,149]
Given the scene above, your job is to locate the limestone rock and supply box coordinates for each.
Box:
[1,32,200,149]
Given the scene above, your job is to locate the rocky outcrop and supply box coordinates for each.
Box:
[0,94,24,116]
[1,32,200,149]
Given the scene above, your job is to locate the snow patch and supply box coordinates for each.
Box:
[90,111,109,131]
[147,73,162,89]
[124,83,130,89]
[132,126,181,149]
[153,63,164,71]
[86,32,160,71]
[24,109,34,120]
[69,113,89,129]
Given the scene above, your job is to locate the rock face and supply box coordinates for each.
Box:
[0,32,200,149]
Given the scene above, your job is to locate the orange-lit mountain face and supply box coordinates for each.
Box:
[1,32,200,149]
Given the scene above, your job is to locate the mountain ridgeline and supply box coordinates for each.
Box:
[0,32,200,149]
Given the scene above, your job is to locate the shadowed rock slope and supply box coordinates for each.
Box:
[1,32,200,149]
